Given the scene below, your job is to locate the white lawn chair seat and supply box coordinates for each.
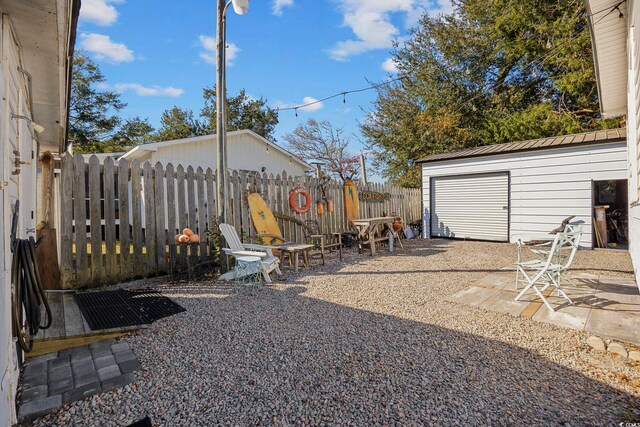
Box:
[218,223,282,283]
[514,228,582,311]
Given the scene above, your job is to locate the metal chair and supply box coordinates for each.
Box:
[514,227,582,311]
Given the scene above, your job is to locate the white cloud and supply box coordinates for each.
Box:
[79,0,122,26]
[273,0,294,15]
[114,83,184,97]
[275,97,324,112]
[199,35,240,66]
[79,33,134,63]
[382,57,399,73]
[329,0,454,61]
[300,97,323,112]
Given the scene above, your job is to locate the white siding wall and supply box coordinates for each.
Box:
[145,133,308,177]
[421,142,628,248]
[0,16,38,425]
[628,0,640,288]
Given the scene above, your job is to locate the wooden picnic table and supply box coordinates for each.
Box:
[351,216,403,256]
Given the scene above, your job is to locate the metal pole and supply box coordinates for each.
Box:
[360,154,368,186]
[216,0,229,225]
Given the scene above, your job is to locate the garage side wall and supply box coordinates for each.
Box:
[421,142,628,247]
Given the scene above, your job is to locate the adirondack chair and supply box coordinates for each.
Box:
[514,227,582,311]
[218,223,282,283]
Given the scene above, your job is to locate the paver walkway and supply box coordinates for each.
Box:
[19,339,140,422]
[449,270,640,344]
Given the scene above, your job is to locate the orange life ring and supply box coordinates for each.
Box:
[289,187,311,214]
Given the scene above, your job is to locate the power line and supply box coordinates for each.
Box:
[277,1,623,116]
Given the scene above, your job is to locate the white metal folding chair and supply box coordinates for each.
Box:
[514,227,582,311]
[515,224,582,289]
[218,223,282,283]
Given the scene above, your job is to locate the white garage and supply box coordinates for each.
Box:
[419,128,628,248]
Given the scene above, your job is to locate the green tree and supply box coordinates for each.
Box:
[201,88,279,140]
[69,51,125,152]
[107,117,155,152]
[69,51,156,153]
[154,106,204,141]
[361,0,623,187]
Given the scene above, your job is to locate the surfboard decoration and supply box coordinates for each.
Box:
[343,178,360,223]
[247,192,285,245]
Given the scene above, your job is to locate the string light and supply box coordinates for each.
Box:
[275,3,621,116]
[275,74,409,113]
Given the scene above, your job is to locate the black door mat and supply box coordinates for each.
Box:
[74,289,186,330]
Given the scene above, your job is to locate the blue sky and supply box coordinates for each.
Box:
[77,0,453,155]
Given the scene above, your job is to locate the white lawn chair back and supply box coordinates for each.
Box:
[555,226,583,270]
[220,223,243,252]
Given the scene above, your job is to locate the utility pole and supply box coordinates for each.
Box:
[216,0,226,226]
[360,154,368,186]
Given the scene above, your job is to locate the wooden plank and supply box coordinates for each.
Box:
[154,163,167,272]
[196,167,207,261]
[274,173,283,241]
[130,160,144,272]
[118,159,131,277]
[166,163,177,239]
[187,166,196,230]
[205,168,216,255]
[29,331,129,358]
[103,158,117,281]
[43,292,64,339]
[63,292,86,337]
[37,152,61,290]
[231,170,241,232]
[73,154,88,285]
[59,153,74,288]
[238,171,248,238]
[143,162,157,272]
[88,156,103,284]
[177,165,188,232]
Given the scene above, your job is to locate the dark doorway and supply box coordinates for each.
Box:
[592,180,628,250]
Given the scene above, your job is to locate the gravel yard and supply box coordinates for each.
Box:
[32,239,640,426]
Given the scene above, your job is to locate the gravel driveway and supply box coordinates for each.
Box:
[32,239,640,426]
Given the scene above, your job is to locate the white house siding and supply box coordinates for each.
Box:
[627,0,640,287]
[421,142,628,248]
[139,133,308,177]
[0,16,38,425]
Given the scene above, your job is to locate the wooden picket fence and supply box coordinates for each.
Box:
[58,153,421,288]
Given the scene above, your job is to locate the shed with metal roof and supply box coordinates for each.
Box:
[419,129,628,247]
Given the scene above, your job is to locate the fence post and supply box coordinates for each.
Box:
[59,153,74,288]
[73,154,88,285]
[88,155,103,283]
[104,157,117,281]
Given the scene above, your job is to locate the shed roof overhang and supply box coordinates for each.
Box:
[0,0,80,152]
[585,0,629,117]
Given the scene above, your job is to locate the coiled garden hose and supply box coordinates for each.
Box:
[10,201,51,352]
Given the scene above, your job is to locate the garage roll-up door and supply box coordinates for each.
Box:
[430,173,509,242]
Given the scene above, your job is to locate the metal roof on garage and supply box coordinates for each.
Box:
[417,128,626,163]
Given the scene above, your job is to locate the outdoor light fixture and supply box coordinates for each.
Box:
[231,0,249,15]
[11,114,45,134]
